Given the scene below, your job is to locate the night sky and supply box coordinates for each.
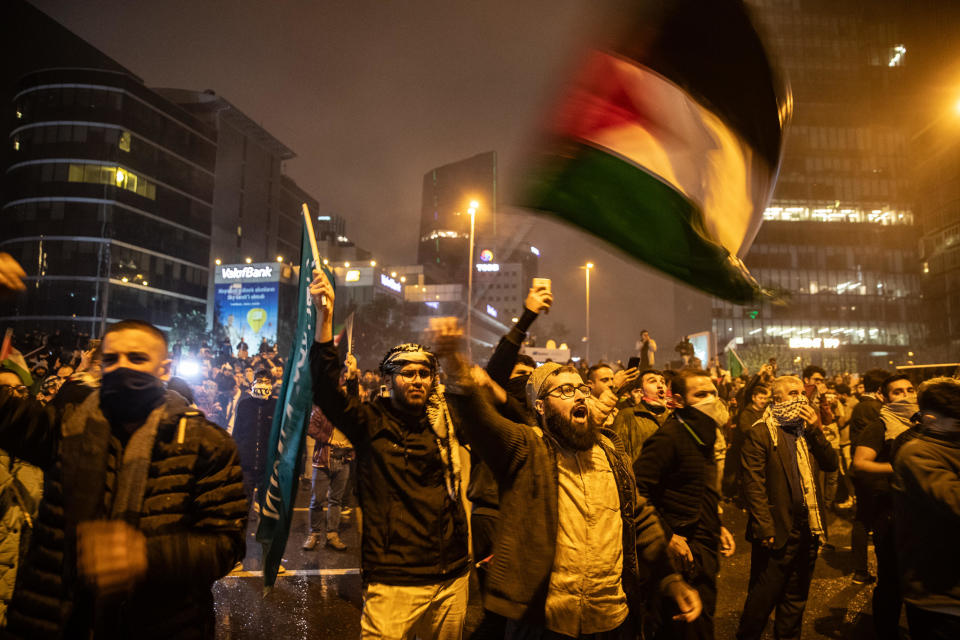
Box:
[30,0,705,361]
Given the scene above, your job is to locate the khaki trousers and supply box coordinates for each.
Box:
[360,571,469,639]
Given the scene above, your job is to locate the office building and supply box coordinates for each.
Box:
[2,1,215,333]
[902,2,960,359]
[417,151,498,285]
[712,0,924,372]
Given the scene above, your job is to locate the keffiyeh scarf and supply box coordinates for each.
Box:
[381,344,462,502]
[765,404,825,543]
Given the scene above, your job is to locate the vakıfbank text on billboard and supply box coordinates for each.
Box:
[214,263,280,349]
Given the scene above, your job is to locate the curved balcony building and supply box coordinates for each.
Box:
[3,67,216,333]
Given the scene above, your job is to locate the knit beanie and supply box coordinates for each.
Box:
[525,362,562,409]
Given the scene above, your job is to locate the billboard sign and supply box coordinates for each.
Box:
[214,263,280,349]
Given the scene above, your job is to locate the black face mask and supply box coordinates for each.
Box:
[504,374,530,405]
[100,368,166,427]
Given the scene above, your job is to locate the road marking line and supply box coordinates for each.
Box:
[223,568,361,578]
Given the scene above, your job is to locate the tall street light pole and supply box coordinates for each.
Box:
[584,262,593,363]
[466,200,478,360]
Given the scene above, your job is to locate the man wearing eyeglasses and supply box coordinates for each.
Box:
[309,271,470,639]
[430,318,701,640]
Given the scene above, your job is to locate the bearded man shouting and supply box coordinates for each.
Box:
[432,318,700,640]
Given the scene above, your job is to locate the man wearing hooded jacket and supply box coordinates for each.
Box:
[0,311,246,639]
[635,369,736,640]
[308,270,470,639]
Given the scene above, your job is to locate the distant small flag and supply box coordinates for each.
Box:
[727,347,745,379]
[521,0,790,304]
[333,312,355,366]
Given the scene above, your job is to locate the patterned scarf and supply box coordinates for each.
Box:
[881,401,918,441]
[426,383,462,502]
[765,407,825,543]
[381,343,461,502]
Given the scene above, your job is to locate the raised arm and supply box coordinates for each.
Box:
[308,269,366,445]
[430,318,533,480]
[485,285,552,385]
[447,369,533,481]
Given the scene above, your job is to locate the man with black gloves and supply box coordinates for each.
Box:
[737,376,839,640]
[308,271,470,639]
[0,315,246,640]
[635,369,736,640]
[432,317,701,640]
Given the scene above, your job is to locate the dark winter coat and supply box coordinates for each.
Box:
[893,431,960,612]
[0,388,247,640]
[740,419,838,549]
[634,409,721,545]
[232,395,277,477]
[310,341,470,586]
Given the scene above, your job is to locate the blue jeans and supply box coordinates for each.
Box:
[309,450,351,533]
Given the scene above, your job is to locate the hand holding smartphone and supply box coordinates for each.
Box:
[527,278,553,314]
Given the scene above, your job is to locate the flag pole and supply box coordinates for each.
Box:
[301,203,325,305]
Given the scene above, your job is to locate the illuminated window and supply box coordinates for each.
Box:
[12,138,19,151]
[888,45,906,67]
[67,163,156,200]
[119,131,132,152]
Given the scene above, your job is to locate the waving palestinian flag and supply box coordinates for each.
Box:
[521,0,790,304]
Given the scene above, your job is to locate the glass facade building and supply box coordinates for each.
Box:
[3,67,216,332]
[713,208,922,371]
[417,151,498,286]
[713,0,924,372]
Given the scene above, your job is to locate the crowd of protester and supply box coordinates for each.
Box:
[0,260,958,639]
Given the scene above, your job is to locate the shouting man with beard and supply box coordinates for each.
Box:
[433,318,701,639]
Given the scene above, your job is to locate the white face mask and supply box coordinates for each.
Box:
[693,395,729,427]
[250,383,272,399]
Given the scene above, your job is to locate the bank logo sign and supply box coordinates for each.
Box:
[215,263,279,283]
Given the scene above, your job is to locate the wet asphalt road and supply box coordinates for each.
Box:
[213,480,896,639]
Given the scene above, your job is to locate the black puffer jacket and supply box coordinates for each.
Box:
[0,389,247,640]
[310,341,469,586]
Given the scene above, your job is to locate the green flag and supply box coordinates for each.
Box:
[256,230,333,588]
[727,347,744,379]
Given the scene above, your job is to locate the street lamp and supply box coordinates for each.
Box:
[583,262,594,363]
[466,201,479,359]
